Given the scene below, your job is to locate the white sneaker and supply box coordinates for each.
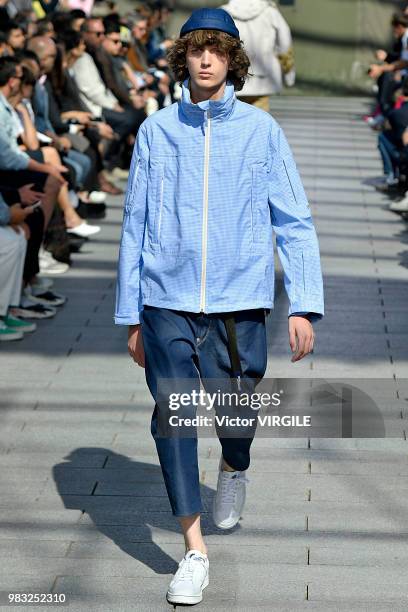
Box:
[10,304,56,320]
[87,191,107,204]
[66,222,100,238]
[39,260,69,275]
[213,456,248,530]
[389,197,408,212]
[166,550,209,605]
[39,248,70,275]
[24,286,66,307]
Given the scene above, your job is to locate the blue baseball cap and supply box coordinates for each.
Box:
[180,8,240,39]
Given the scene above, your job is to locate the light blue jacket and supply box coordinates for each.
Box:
[0,93,30,171]
[114,80,324,325]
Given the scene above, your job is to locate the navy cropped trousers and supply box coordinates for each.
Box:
[140,305,268,517]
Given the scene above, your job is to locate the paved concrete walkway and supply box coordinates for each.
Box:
[1,97,408,611]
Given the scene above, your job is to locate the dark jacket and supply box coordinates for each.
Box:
[90,47,132,107]
[56,69,92,114]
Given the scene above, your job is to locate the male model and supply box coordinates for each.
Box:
[115,8,324,606]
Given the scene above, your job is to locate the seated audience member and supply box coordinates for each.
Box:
[377,80,408,190]
[69,8,86,32]
[145,0,174,65]
[0,192,36,340]
[126,10,172,109]
[0,56,63,231]
[35,16,56,38]
[12,65,102,237]
[101,17,146,111]
[377,80,408,213]
[52,30,122,194]
[3,19,26,55]
[369,13,408,126]
[72,17,145,172]
[25,37,101,237]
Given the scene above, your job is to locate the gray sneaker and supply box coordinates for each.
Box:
[212,456,248,529]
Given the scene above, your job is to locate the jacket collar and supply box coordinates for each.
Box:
[179,78,236,122]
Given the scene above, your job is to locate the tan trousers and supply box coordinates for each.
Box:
[239,95,270,112]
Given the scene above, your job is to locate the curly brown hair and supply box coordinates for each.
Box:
[167,29,250,91]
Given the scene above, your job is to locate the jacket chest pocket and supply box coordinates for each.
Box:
[251,165,269,243]
[147,161,165,246]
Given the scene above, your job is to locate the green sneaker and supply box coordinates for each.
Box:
[0,320,23,341]
[4,314,36,333]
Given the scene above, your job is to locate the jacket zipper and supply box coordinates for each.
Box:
[200,110,211,312]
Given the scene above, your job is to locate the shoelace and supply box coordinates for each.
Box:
[176,556,205,582]
[219,472,249,505]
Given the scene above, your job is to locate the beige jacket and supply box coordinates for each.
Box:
[222,0,295,96]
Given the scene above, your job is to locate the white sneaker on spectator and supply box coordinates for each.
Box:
[0,319,23,341]
[166,550,209,605]
[66,222,100,238]
[24,286,66,307]
[13,294,57,319]
[39,248,70,275]
[389,197,408,212]
[10,304,56,319]
[213,456,248,530]
[87,191,107,204]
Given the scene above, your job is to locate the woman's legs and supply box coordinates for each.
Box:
[41,147,84,229]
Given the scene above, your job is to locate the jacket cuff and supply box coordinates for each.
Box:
[114,313,141,325]
[289,311,323,324]
[288,302,324,323]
